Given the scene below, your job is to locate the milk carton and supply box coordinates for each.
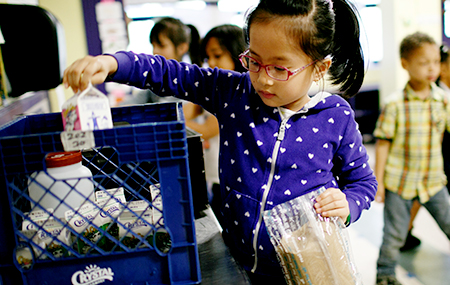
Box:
[148,184,171,252]
[21,209,71,259]
[35,218,71,258]
[66,187,126,254]
[118,200,153,248]
[118,199,171,252]
[20,209,52,263]
[149,184,164,227]
[61,83,113,131]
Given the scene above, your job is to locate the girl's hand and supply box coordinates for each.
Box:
[63,55,118,93]
[314,187,350,222]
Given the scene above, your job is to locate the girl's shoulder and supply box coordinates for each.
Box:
[309,92,352,111]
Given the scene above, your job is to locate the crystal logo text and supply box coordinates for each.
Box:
[71,264,114,285]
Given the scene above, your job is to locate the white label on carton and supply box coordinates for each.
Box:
[61,130,95,151]
[66,203,98,234]
[118,206,152,239]
[79,98,112,130]
[118,200,153,248]
[125,200,151,213]
[95,188,126,221]
[22,209,54,231]
[95,187,126,208]
[36,219,71,256]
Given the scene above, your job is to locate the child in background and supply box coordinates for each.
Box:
[374,32,450,285]
[63,0,377,283]
[200,24,246,74]
[184,24,246,223]
[437,44,450,191]
[400,43,450,253]
[122,17,201,105]
[150,17,201,66]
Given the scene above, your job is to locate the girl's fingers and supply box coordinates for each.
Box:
[316,188,346,206]
[315,198,347,213]
[63,55,118,93]
[317,208,347,219]
[314,188,349,219]
[63,56,99,93]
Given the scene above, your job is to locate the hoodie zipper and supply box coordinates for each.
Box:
[251,118,288,272]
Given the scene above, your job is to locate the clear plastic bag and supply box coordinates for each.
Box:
[264,187,362,285]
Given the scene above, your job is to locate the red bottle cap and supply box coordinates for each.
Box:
[45,151,82,168]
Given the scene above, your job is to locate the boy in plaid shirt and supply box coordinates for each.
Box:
[374,32,450,285]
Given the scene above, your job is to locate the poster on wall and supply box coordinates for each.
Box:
[95,1,128,54]
[6,0,38,4]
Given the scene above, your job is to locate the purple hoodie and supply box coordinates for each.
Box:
[111,51,377,275]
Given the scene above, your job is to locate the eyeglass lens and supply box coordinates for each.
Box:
[241,55,288,80]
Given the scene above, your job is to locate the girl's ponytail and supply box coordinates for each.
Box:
[329,0,365,97]
[187,24,202,66]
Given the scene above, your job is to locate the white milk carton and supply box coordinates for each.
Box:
[61,83,113,131]
[149,184,164,227]
[118,200,153,248]
[35,218,71,258]
[21,209,71,259]
[66,187,126,254]
[118,199,171,252]
[20,209,53,262]
[22,208,54,232]
[95,187,126,210]
[65,203,98,254]
[148,184,171,252]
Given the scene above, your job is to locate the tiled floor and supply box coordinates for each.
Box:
[349,143,450,285]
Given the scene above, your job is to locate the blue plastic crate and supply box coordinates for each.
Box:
[0,102,201,285]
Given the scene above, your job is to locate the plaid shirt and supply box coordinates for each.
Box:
[374,82,450,202]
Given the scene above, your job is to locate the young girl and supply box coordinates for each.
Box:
[150,17,201,66]
[123,17,201,105]
[64,0,377,283]
[200,24,247,73]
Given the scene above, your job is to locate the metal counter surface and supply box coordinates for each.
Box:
[195,207,251,284]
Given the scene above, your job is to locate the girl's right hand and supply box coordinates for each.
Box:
[63,55,118,93]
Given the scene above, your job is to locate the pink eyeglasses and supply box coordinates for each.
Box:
[239,50,316,81]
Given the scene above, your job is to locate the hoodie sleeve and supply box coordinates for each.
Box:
[332,105,378,225]
[110,51,247,118]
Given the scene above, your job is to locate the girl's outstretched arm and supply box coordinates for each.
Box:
[63,55,118,93]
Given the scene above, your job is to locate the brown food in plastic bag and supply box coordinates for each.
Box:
[264,187,361,285]
[277,221,354,284]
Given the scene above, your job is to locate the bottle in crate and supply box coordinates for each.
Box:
[28,151,95,218]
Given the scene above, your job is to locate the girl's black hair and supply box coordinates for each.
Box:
[437,44,449,84]
[440,44,449,64]
[244,0,364,97]
[150,17,202,66]
[200,24,247,73]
